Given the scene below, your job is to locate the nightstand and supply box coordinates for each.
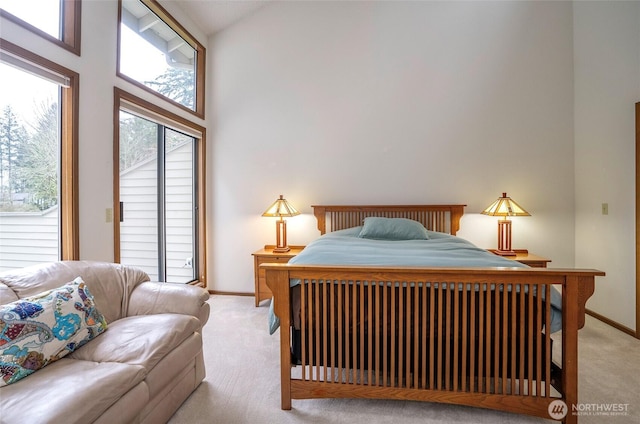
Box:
[252,245,305,306]
[488,249,551,268]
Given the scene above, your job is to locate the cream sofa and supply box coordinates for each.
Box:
[0,261,210,424]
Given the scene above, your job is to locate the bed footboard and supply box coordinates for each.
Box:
[265,264,604,424]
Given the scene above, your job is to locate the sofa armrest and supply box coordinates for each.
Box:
[127,282,210,326]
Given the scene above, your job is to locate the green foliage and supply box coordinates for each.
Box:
[119,111,158,172]
[20,102,59,210]
[146,67,195,109]
[0,103,58,212]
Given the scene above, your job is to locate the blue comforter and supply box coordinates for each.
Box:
[268,227,562,333]
[290,227,531,267]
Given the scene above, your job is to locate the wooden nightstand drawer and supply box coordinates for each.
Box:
[256,255,291,295]
[252,246,304,306]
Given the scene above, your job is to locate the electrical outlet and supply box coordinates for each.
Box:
[601,203,608,215]
[184,257,193,268]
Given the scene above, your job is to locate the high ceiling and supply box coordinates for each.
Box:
[174,0,271,36]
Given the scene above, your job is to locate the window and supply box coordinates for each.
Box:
[0,0,81,55]
[114,88,206,284]
[0,39,79,271]
[118,0,205,117]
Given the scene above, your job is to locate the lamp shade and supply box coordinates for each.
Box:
[262,195,300,218]
[481,193,530,217]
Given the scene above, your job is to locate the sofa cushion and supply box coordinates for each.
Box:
[144,332,202,400]
[128,281,211,327]
[0,277,108,386]
[69,313,200,372]
[0,357,147,424]
[0,261,150,323]
[0,282,18,305]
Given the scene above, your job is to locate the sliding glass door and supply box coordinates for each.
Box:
[118,111,196,283]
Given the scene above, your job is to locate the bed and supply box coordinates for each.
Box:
[264,205,604,424]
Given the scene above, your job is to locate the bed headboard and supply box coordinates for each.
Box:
[312,204,466,236]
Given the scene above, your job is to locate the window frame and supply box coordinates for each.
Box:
[0,38,80,260]
[116,0,206,119]
[113,87,207,286]
[0,0,82,56]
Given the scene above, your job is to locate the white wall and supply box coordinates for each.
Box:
[574,1,640,331]
[209,1,577,294]
[0,1,207,263]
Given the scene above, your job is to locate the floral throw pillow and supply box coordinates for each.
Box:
[0,277,108,386]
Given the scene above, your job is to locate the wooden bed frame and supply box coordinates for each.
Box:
[264,205,604,423]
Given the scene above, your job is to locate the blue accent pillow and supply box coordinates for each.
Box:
[0,277,108,386]
[358,217,430,241]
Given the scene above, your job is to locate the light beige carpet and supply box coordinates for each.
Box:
[168,295,640,424]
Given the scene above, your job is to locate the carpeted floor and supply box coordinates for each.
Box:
[168,295,640,424]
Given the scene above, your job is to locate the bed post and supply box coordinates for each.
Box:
[265,266,292,410]
[313,206,327,235]
[450,205,464,236]
[562,275,581,424]
[577,278,595,329]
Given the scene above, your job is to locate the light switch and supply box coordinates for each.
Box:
[601,203,608,215]
[106,208,113,223]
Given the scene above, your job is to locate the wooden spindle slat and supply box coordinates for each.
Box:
[421,284,427,389]
[375,282,381,386]
[436,283,444,390]
[398,285,405,387]
[429,282,435,389]
[478,284,485,393]
[383,282,388,387]
[486,287,492,394]
[329,281,336,382]
[453,283,460,391]
[391,283,396,387]
[536,285,542,396]
[445,283,452,391]
[413,283,420,389]
[502,285,508,395]
[519,287,525,395]
[322,280,328,382]
[405,285,411,388]
[510,286,517,395]
[352,282,357,385]
[461,283,468,392]
[313,281,322,381]
[527,285,534,396]
[312,281,315,382]
[301,281,307,381]
[469,284,476,393]
[344,280,350,383]
[493,287,500,394]
[337,282,343,383]
[368,282,373,386]
[545,285,552,397]
[360,284,365,386]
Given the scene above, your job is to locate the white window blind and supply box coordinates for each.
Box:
[0,49,70,87]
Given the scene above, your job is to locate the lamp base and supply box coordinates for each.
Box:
[272,218,290,253]
[493,249,517,256]
[272,246,291,253]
